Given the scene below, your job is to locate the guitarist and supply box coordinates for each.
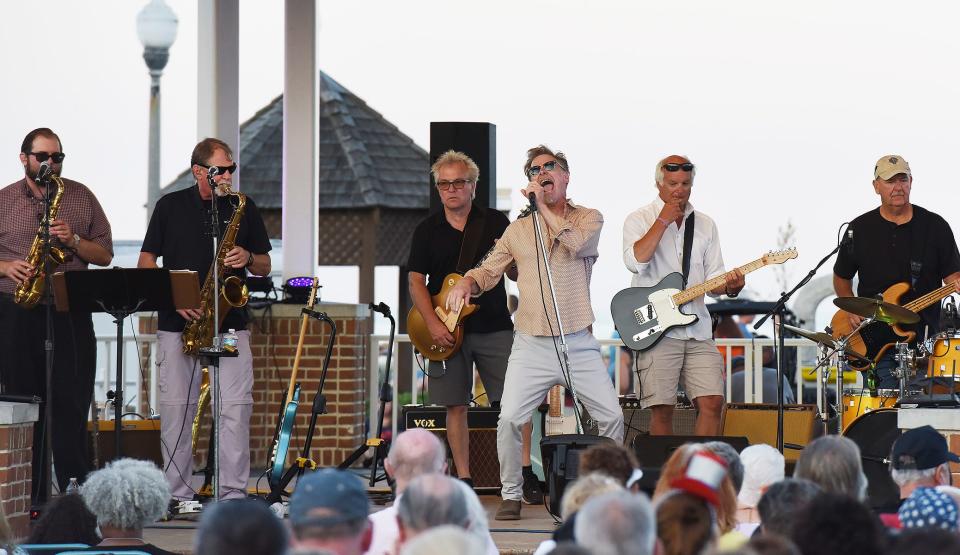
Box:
[621,155,744,436]
[406,151,539,503]
[833,155,960,388]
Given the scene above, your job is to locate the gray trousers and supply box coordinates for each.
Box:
[498,330,624,500]
[156,330,253,500]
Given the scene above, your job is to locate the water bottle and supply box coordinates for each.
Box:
[66,477,80,495]
[222,329,239,353]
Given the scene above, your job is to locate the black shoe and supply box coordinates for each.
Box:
[522,473,544,505]
[460,477,474,489]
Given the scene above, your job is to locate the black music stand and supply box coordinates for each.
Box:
[53,268,200,460]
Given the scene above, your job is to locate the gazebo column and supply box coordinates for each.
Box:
[197,0,240,187]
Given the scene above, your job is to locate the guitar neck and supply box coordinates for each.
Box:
[286,280,319,404]
[548,385,563,418]
[903,282,958,313]
[672,257,768,305]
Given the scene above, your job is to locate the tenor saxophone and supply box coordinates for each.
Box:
[181,185,249,356]
[14,175,73,308]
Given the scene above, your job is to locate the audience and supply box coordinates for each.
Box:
[532,472,623,554]
[725,535,800,555]
[756,479,821,538]
[793,436,866,501]
[654,444,738,534]
[397,525,484,555]
[898,487,958,532]
[579,443,643,491]
[574,490,657,555]
[195,498,288,555]
[453,480,498,555]
[289,469,372,555]
[396,474,470,549]
[80,458,175,554]
[788,493,885,555]
[655,491,716,555]
[703,441,745,494]
[26,493,99,545]
[888,527,960,555]
[736,444,784,535]
[887,425,958,515]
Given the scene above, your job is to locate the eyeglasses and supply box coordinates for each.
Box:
[29,151,66,163]
[528,160,562,177]
[436,178,472,191]
[206,163,238,175]
[663,162,694,172]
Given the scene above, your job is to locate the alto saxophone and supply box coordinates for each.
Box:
[181,185,249,356]
[15,175,74,308]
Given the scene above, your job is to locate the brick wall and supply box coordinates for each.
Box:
[0,402,39,540]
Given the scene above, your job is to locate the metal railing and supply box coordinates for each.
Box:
[94,334,157,418]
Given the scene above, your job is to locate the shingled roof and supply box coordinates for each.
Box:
[162,72,430,210]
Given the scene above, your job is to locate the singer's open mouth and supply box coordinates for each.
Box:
[540,179,554,188]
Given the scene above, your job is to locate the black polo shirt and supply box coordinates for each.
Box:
[834,205,960,334]
[407,204,513,334]
[142,186,272,333]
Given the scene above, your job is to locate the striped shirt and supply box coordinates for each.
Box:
[466,200,602,336]
[0,178,113,295]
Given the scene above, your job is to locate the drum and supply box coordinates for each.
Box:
[841,389,898,431]
[843,407,901,511]
[927,333,960,379]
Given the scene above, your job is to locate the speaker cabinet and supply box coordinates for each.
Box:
[722,403,820,462]
[402,406,501,489]
[620,397,697,448]
[86,419,163,469]
[429,122,496,212]
[540,434,615,516]
[631,434,750,495]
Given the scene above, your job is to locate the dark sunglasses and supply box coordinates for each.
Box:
[663,162,694,172]
[436,178,472,191]
[205,163,238,175]
[30,151,66,163]
[528,160,562,177]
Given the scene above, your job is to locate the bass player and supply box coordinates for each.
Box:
[621,154,744,436]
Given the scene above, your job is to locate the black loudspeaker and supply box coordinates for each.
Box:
[429,122,496,212]
[540,434,615,516]
[842,408,901,510]
[402,405,501,489]
[620,397,697,448]
[631,435,749,496]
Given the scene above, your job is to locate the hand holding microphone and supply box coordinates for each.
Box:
[521,180,544,212]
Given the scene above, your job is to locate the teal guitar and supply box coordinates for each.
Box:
[268,277,319,489]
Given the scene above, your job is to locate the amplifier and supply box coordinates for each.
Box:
[402,405,500,489]
[620,396,697,447]
[722,403,820,462]
[86,419,163,469]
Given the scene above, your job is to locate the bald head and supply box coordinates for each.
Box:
[386,429,447,491]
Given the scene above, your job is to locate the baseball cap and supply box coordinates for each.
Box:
[289,468,369,528]
[891,425,960,470]
[874,155,911,180]
[898,487,959,531]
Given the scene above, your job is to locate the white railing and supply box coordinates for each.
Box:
[94,334,157,418]
[365,335,863,442]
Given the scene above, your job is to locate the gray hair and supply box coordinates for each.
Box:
[794,436,868,501]
[574,491,656,555]
[397,474,470,535]
[654,155,697,186]
[560,472,624,519]
[892,465,944,487]
[704,441,745,494]
[386,428,447,484]
[757,478,821,538]
[399,525,485,555]
[454,479,493,549]
[431,150,480,184]
[80,458,170,530]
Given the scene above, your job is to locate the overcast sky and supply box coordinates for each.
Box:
[3,0,959,337]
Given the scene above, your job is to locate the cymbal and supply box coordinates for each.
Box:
[833,296,920,325]
[783,324,837,348]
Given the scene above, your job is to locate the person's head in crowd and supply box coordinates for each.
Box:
[396,474,470,545]
[384,428,447,494]
[654,444,738,533]
[397,525,485,555]
[704,441,745,494]
[738,444,785,509]
[560,472,624,520]
[195,498,288,555]
[898,487,959,531]
[655,491,716,555]
[724,535,801,555]
[788,493,885,555]
[549,542,595,555]
[80,458,170,542]
[891,425,958,499]
[888,527,960,555]
[453,480,497,553]
[756,479,821,538]
[793,436,867,501]
[288,469,372,555]
[26,492,100,545]
[579,444,642,491]
[574,490,657,555]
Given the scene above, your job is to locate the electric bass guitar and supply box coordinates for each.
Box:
[407,273,478,361]
[267,277,320,488]
[830,281,958,370]
[611,249,798,351]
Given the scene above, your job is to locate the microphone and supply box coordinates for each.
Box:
[527,192,538,212]
[369,302,391,316]
[35,161,51,183]
[208,166,220,177]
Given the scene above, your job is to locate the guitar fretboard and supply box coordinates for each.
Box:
[672,257,769,305]
[903,282,958,313]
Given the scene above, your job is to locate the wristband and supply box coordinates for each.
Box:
[657,217,671,228]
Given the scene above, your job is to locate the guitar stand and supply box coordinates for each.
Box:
[338,303,396,489]
[264,309,336,505]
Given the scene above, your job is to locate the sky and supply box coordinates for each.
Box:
[3,0,960,338]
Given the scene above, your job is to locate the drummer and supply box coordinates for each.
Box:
[833,155,960,388]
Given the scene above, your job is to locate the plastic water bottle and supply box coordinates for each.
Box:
[222,329,239,353]
[66,477,79,494]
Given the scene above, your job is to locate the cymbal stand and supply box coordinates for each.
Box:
[893,342,914,399]
[810,315,875,434]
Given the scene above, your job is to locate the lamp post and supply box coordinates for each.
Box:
[137,0,178,223]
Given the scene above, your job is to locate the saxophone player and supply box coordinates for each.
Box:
[138,138,272,503]
[0,127,113,503]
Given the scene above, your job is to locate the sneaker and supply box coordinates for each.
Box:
[495,499,522,521]
[522,473,544,505]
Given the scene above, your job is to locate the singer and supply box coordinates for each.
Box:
[621,155,744,436]
[0,127,113,503]
[446,145,624,521]
[833,154,960,388]
[138,138,272,504]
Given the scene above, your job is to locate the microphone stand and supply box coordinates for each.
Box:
[755,236,848,452]
[39,168,55,503]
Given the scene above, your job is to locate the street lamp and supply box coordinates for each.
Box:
[137,0,178,223]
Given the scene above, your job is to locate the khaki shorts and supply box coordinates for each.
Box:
[636,337,725,408]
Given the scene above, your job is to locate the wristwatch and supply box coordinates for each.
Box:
[72,233,80,248]
[245,251,255,268]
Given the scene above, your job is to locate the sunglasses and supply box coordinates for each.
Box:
[528,160,562,177]
[205,163,238,175]
[436,178,472,191]
[30,151,66,164]
[663,162,694,172]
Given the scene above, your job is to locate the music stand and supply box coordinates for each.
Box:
[52,268,200,459]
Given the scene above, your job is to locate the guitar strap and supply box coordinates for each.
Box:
[681,212,696,287]
[456,205,486,274]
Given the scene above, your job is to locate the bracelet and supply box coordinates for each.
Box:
[657,217,670,228]
[245,252,255,268]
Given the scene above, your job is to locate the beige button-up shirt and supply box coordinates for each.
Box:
[466,200,601,336]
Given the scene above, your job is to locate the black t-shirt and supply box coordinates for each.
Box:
[834,205,960,335]
[141,186,272,333]
[406,204,513,334]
